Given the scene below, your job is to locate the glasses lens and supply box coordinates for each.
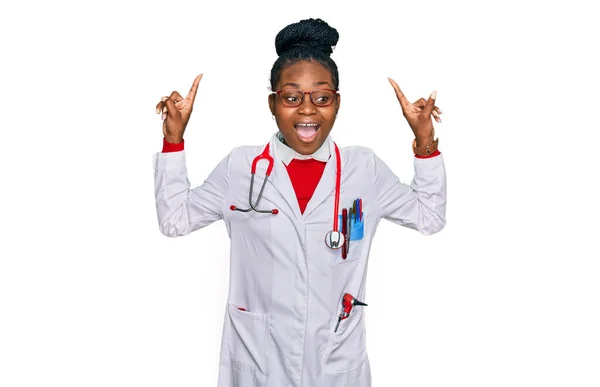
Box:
[279,90,303,106]
[311,90,335,106]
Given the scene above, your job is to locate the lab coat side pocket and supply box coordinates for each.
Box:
[322,306,367,374]
[227,302,271,375]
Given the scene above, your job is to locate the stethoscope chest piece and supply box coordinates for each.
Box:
[325,230,345,249]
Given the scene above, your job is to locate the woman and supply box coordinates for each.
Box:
[153,18,446,387]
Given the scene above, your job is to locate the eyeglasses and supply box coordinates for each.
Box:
[274,88,337,107]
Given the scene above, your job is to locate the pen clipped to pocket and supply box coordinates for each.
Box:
[338,198,364,241]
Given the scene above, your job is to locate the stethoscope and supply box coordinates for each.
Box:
[230,141,345,250]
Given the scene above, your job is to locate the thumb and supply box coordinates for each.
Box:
[423,90,437,116]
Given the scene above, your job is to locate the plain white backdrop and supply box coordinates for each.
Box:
[1,0,599,386]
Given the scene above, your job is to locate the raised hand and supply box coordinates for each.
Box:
[388,78,442,147]
[155,74,203,144]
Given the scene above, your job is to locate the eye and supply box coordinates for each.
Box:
[280,90,302,105]
[311,90,335,106]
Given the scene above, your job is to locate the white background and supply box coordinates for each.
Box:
[1,0,599,386]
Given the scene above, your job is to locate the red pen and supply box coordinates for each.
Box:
[342,208,348,259]
[358,199,362,221]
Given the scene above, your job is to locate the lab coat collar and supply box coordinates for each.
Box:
[273,131,331,166]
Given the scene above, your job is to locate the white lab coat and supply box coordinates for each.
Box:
[152,133,446,387]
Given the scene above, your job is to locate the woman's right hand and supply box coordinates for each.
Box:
[155,74,203,143]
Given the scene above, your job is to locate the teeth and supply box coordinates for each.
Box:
[296,123,319,127]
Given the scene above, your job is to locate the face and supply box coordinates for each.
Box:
[269,60,340,155]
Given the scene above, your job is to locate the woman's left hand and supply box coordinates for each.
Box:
[388,78,442,147]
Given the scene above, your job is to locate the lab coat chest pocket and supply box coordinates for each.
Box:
[322,306,367,374]
[329,210,365,266]
[227,302,272,375]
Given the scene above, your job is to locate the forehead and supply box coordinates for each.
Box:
[277,60,333,89]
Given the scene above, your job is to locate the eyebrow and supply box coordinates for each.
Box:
[281,81,333,89]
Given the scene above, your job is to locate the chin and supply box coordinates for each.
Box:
[295,137,326,154]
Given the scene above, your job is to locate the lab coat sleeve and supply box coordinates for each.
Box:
[153,150,230,237]
[373,152,446,235]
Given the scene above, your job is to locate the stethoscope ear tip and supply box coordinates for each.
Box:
[271,209,279,214]
[230,205,236,211]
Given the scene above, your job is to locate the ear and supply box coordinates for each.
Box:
[335,92,341,115]
[268,93,276,116]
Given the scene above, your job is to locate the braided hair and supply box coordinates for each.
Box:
[270,18,339,91]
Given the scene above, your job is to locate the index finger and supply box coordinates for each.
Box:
[186,73,203,101]
[388,78,411,112]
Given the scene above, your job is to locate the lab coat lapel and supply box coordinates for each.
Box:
[302,138,337,219]
[263,137,303,222]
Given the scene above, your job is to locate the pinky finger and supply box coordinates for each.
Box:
[155,101,164,114]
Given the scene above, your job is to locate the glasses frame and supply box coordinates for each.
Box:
[274,88,338,108]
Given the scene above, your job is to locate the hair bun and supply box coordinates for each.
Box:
[275,18,339,56]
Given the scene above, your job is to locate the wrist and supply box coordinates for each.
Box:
[412,137,439,156]
[165,136,183,144]
[415,135,434,148]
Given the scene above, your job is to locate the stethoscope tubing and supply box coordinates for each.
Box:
[230,141,342,232]
[229,143,277,214]
[332,143,341,232]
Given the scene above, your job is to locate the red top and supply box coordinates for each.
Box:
[415,149,440,158]
[285,159,327,214]
[161,137,440,212]
[162,137,185,152]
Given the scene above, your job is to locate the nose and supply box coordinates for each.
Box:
[297,93,317,115]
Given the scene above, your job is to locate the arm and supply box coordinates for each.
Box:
[153,147,230,237]
[379,79,446,234]
[373,151,446,236]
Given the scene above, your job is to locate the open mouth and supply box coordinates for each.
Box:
[294,122,321,141]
